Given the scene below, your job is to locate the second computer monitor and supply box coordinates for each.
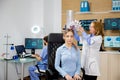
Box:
[79,19,97,31]
[25,38,43,54]
[104,18,120,30]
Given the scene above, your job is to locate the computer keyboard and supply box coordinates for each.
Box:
[24,53,31,57]
[24,55,36,58]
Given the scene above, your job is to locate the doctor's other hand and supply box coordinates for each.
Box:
[79,27,84,33]
[31,54,39,57]
[31,54,36,57]
[73,74,81,80]
[65,74,74,80]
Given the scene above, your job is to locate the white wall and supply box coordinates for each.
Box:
[43,0,62,34]
[0,0,44,54]
[0,0,61,80]
[0,0,61,54]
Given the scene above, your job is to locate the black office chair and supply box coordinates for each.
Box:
[34,64,47,80]
[46,33,64,80]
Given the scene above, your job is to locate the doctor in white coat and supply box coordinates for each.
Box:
[73,21,104,80]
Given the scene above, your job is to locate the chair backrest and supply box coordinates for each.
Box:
[47,33,64,79]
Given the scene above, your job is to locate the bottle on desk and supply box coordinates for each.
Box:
[10,44,15,57]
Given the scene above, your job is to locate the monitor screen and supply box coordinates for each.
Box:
[15,45,26,55]
[25,38,43,49]
[104,36,120,48]
[104,18,120,30]
[79,19,97,31]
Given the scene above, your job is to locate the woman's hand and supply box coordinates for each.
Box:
[73,74,81,80]
[79,27,84,33]
[65,74,74,80]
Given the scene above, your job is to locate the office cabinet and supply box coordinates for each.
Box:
[97,53,108,80]
[108,54,120,80]
[97,52,120,80]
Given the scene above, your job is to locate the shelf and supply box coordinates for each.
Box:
[62,10,120,15]
[75,11,92,14]
[75,10,120,14]
[108,10,120,13]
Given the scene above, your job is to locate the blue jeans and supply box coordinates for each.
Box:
[29,65,40,80]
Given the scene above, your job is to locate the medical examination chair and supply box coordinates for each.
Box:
[46,33,64,80]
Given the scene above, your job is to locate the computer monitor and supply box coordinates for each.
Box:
[15,45,26,56]
[104,36,120,48]
[25,38,43,54]
[79,19,97,31]
[104,18,120,30]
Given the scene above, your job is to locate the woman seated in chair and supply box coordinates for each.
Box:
[28,36,48,80]
[55,29,81,80]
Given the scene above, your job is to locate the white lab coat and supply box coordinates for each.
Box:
[80,35,102,76]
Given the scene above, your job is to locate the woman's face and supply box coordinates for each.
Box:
[89,22,96,34]
[64,31,74,45]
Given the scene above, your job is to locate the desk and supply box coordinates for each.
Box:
[0,57,37,80]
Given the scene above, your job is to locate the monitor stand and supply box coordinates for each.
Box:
[31,49,35,54]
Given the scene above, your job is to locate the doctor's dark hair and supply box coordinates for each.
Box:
[63,29,78,50]
[92,21,104,37]
[43,36,48,45]
[43,36,48,42]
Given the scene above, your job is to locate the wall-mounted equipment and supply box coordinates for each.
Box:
[104,18,120,30]
[112,0,120,11]
[104,36,120,48]
[79,19,97,31]
[80,0,90,12]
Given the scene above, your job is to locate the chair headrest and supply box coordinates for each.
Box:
[48,33,64,43]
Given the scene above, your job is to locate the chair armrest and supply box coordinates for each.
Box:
[34,69,46,73]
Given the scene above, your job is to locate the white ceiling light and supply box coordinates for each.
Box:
[31,26,40,34]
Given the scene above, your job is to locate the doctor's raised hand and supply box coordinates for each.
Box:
[79,26,84,33]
